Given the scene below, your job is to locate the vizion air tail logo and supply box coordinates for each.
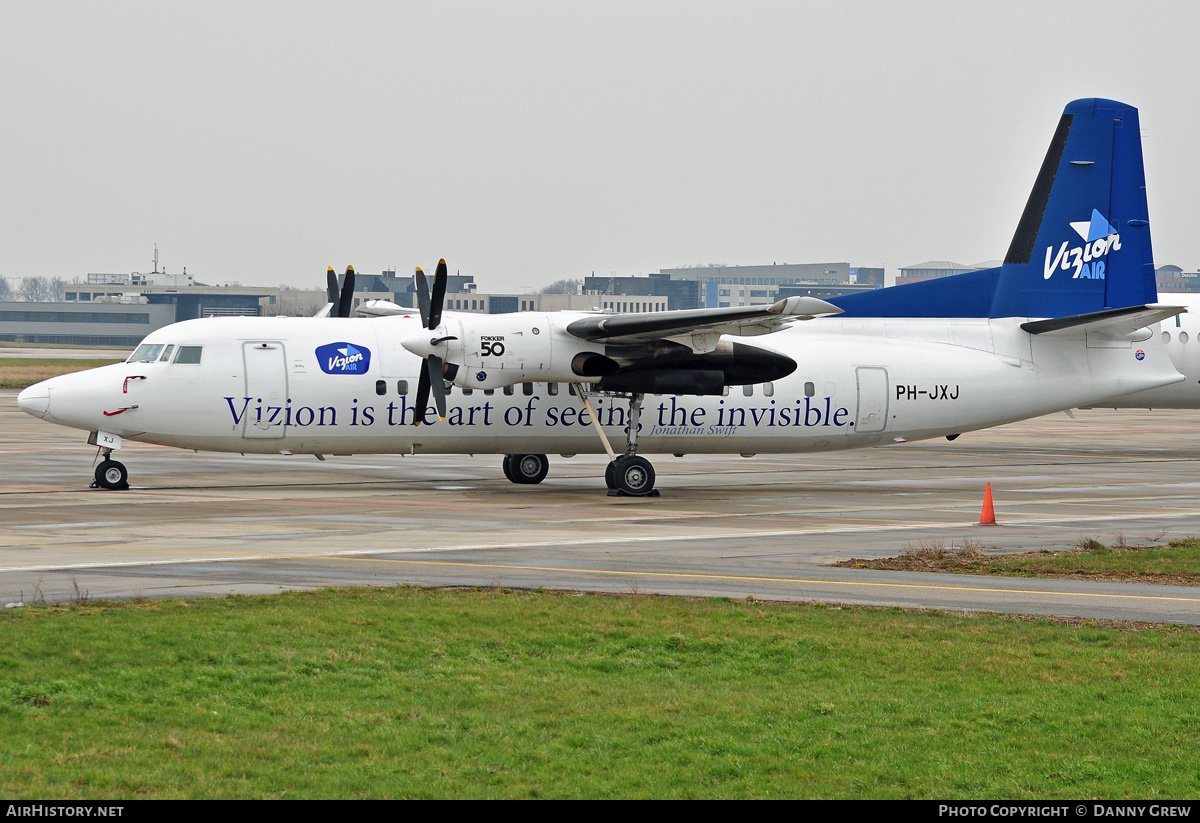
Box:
[1044,209,1121,280]
[316,342,371,375]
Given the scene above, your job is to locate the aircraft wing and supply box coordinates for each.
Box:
[356,299,411,317]
[564,297,843,350]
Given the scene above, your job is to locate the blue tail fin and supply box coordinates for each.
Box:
[832,98,1157,319]
[990,98,1157,316]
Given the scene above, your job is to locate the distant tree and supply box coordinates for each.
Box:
[0,277,11,301]
[542,277,583,294]
[18,276,49,302]
[47,277,67,301]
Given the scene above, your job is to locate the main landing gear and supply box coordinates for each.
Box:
[500,388,660,497]
[91,449,129,490]
[602,392,658,497]
[502,453,550,485]
[605,453,656,496]
[579,387,659,497]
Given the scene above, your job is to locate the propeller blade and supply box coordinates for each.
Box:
[337,266,355,318]
[426,354,447,421]
[428,259,447,329]
[326,267,338,306]
[414,362,430,427]
[414,267,431,329]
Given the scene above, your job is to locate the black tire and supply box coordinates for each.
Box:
[510,453,549,485]
[604,460,616,489]
[94,459,129,490]
[501,454,516,483]
[613,455,655,496]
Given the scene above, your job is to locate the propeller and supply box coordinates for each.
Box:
[408,260,455,426]
[326,267,338,306]
[325,266,356,318]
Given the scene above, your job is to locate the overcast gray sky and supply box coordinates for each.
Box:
[1,0,1195,290]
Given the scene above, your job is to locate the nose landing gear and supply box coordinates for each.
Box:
[91,449,129,490]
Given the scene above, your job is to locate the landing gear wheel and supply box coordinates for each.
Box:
[94,459,129,490]
[612,455,656,497]
[510,453,549,485]
[604,460,616,489]
[501,454,516,483]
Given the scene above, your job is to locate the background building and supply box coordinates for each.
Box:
[895,261,999,285]
[0,257,891,347]
[1155,265,1200,293]
[0,302,177,347]
[582,273,696,310]
[893,260,1200,294]
[582,262,880,309]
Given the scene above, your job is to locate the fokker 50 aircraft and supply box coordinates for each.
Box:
[16,98,1187,496]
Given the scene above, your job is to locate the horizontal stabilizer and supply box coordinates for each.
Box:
[1020,304,1185,336]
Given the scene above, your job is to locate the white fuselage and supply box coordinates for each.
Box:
[18,311,1184,457]
[1091,293,1200,409]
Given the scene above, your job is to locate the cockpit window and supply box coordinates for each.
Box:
[128,343,165,363]
[158,345,175,362]
[174,346,203,364]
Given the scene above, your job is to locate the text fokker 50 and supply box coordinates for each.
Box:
[17,98,1185,496]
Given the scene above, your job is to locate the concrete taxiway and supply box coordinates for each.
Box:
[2,389,1200,623]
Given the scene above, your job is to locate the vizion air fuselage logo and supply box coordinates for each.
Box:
[1044,209,1121,280]
[316,342,371,374]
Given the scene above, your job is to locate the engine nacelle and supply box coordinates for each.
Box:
[439,312,610,390]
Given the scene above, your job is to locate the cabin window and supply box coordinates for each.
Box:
[128,343,165,363]
[523,382,534,396]
[462,388,473,396]
[1163,331,1171,344]
[547,382,559,396]
[568,384,577,397]
[484,389,495,396]
[743,384,754,397]
[397,380,408,395]
[1182,332,1190,345]
[804,381,815,397]
[763,382,774,397]
[503,385,514,396]
[722,386,729,396]
[173,346,203,364]
[376,380,386,395]
[158,345,175,362]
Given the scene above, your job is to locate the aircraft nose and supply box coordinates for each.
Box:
[17,383,50,419]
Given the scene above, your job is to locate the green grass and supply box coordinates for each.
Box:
[843,538,1200,586]
[992,538,1200,583]
[0,357,122,388]
[2,587,1199,798]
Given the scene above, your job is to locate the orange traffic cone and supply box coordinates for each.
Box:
[979,482,997,526]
